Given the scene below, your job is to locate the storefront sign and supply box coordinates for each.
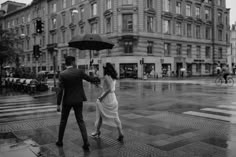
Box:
[193,59,205,63]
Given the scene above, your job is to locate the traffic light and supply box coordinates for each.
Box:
[33,45,41,60]
[36,20,43,33]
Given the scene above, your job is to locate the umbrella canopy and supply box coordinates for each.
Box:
[68,34,114,51]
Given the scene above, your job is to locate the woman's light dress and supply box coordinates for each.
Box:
[95,75,121,127]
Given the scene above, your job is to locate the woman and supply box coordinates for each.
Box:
[91,63,124,142]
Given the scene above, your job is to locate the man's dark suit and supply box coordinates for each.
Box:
[57,67,99,146]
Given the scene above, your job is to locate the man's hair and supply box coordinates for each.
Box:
[65,56,75,66]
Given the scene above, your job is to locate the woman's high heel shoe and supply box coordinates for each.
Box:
[91,131,101,138]
[117,135,124,142]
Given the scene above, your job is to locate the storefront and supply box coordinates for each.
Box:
[120,63,138,79]
[162,64,171,77]
[143,63,155,78]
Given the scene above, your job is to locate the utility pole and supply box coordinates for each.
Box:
[211,0,216,76]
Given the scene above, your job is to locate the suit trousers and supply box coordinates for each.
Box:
[58,102,89,145]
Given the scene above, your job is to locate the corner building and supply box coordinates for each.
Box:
[0,0,230,78]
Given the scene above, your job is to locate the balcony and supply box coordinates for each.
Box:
[122,29,133,33]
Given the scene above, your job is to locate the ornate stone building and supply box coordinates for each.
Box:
[0,0,230,78]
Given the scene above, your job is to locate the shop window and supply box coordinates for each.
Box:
[124,41,133,53]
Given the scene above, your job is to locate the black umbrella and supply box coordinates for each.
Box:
[68,34,114,51]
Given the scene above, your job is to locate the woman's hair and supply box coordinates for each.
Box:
[103,63,118,80]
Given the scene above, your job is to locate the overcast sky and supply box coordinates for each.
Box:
[0,0,236,24]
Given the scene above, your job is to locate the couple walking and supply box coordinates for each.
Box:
[56,56,124,151]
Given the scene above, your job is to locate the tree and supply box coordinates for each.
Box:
[0,28,19,77]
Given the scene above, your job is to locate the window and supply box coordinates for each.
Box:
[122,14,133,32]
[176,44,182,56]
[186,4,191,16]
[205,8,210,20]
[26,26,30,35]
[80,26,84,34]
[218,12,222,23]
[147,41,153,54]
[91,23,98,34]
[27,54,30,62]
[62,0,66,8]
[195,7,200,18]
[205,46,211,58]
[218,29,222,41]
[163,20,171,34]
[176,2,181,14]
[187,45,192,58]
[187,24,192,37]
[106,17,112,33]
[205,64,211,73]
[163,0,170,12]
[71,29,75,38]
[71,0,75,5]
[196,46,201,58]
[196,64,201,73]
[53,3,57,12]
[62,31,65,43]
[218,0,222,6]
[123,0,133,5]
[71,10,75,23]
[205,27,210,40]
[52,18,57,29]
[196,25,200,39]
[26,39,29,50]
[91,3,97,17]
[106,0,112,9]
[147,16,153,32]
[147,0,153,9]
[27,14,31,22]
[80,8,84,20]
[62,14,66,25]
[22,16,25,23]
[164,43,170,56]
[124,41,133,53]
[175,22,181,35]
[218,48,222,59]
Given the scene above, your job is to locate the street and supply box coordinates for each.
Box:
[1,78,236,156]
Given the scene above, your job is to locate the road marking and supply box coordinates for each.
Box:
[218,105,236,110]
[201,108,236,115]
[0,108,57,118]
[0,105,55,113]
[183,111,236,123]
[0,103,53,110]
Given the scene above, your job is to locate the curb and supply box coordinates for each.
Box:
[33,92,56,98]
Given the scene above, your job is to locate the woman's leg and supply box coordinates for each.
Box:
[95,116,103,132]
[114,117,123,136]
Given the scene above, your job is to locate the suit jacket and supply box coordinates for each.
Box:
[57,68,99,105]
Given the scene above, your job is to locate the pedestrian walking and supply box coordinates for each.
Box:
[56,56,100,151]
[91,63,124,142]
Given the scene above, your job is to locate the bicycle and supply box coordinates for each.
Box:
[215,74,234,86]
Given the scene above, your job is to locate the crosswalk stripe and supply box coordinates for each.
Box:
[218,105,236,110]
[183,111,236,123]
[201,108,236,115]
[232,102,236,105]
[0,105,55,113]
[0,108,57,118]
[0,103,53,109]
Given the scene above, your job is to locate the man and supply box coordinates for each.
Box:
[56,56,100,151]
[222,64,230,84]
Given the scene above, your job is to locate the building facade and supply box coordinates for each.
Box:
[0,0,230,78]
[229,22,236,74]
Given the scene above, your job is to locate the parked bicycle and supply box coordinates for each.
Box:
[215,74,234,86]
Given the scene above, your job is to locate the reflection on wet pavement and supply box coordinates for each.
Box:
[1,80,236,156]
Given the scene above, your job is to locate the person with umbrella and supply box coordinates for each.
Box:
[56,56,100,151]
[91,63,124,142]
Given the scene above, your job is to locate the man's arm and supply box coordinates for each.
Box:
[81,71,100,84]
